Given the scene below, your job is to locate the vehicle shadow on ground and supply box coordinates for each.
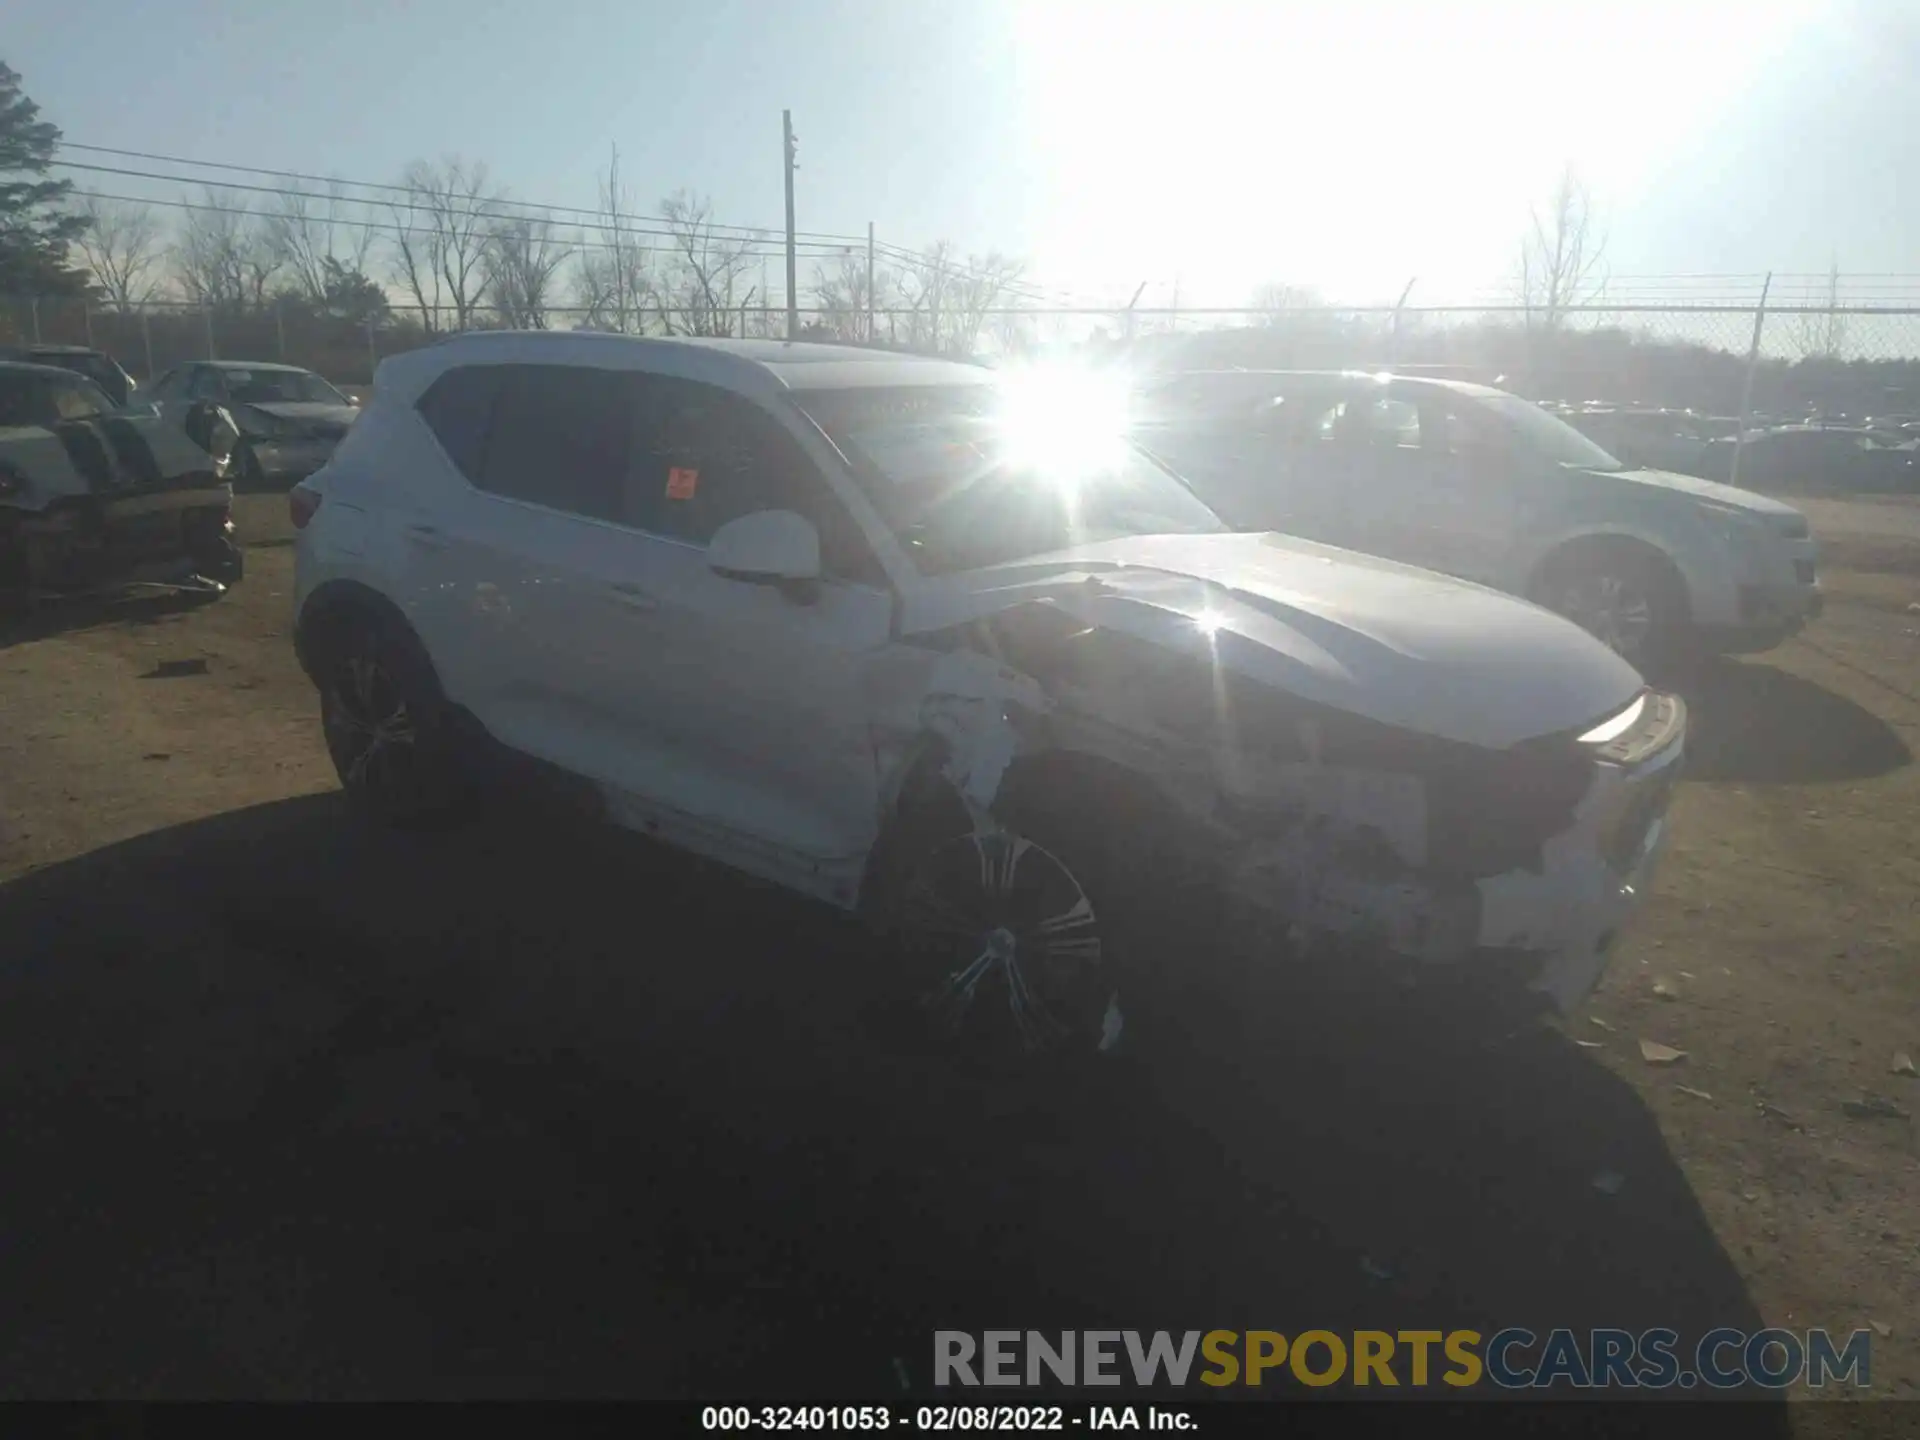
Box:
[0,587,221,653]
[0,796,1783,1421]
[1666,656,1909,784]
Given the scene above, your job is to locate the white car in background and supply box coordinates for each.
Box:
[290,335,1684,1059]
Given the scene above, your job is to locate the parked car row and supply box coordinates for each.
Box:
[1550,403,1920,495]
[288,335,1693,1064]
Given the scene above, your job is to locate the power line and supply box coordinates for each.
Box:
[57,141,873,250]
[69,188,861,263]
[56,141,1086,305]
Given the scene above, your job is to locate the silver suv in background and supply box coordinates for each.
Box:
[1139,370,1822,669]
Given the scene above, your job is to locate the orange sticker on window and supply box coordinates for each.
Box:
[666,466,699,500]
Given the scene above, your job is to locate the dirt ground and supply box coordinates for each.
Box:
[0,492,1916,1415]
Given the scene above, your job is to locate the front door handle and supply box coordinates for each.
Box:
[404,523,451,550]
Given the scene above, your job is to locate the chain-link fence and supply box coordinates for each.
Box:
[8,293,1920,419]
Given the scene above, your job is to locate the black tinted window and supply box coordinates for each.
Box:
[417,365,506,482]
[480,364,631,520]
[0,375,43,427]
[629,376,881,583]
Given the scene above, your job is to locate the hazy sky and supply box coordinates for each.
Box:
[10,0,1917,307]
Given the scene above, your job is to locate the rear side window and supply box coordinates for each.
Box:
[416,365,506,482]
[478,364,631,521]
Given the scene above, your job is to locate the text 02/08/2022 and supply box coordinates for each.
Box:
[701,1406,1194,1431]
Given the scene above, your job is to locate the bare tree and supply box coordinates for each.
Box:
[892,241,954,351]
[387,157,497,333]
[173,187,266,311]
[1518,165,1607,335]
[1250,282,1324,324]
[946,252,1025,357]
[72,196,165,312]
[810,246,891,341]
[889,244,1024,357]
[1789,260,1847,361]
[264,183,375,304]
[657,190,756,337]
[571,146,655,333]
[487,213,572,329]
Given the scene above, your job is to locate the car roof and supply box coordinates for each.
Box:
[1,343,110,357]
[1151,368,1513,400]
[196,360,319,374]
[395,331,992,398]
[0,360,101,382]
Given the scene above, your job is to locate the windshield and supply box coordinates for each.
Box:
[226,369,348,406]
[1478,393,1627,471]
[797,383,1226,575]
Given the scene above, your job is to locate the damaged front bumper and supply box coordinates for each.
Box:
[1218,692,1686,1016]
[1,486,243,602]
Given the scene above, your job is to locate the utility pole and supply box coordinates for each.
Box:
[866,221,876,343]
[783,110,799,340]
[1731,272,1773,493]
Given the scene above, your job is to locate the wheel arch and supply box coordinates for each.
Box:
[1526,529,1694,626]
[293,579,430,684]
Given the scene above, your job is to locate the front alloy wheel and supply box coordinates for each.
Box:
[890,828,1122,1058]
[1552,569,1655,660]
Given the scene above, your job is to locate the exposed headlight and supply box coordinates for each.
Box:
[1578,694,1647,745]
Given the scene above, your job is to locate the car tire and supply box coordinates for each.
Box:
[1536,544,1690,674]
[863,762,1219,1068]
[312,610,473,827]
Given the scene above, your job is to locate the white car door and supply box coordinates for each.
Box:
[581,373,895,871]
[399,360,657,783]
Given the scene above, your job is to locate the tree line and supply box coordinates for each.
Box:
[2,61,1029,357]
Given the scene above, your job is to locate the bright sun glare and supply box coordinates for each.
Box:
[993,361,1134,484]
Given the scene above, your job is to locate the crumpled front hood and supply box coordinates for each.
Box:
[240,402,358,433]
[908,531,1645,749]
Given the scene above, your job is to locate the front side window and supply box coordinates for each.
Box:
[1472,392,1626,472]
[187,369,226,401]
[797,384,1224,576]
[48,379,115,421]
[630,376,883,584]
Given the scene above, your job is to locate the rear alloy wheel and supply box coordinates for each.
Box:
[1539,549,1683,671]
[884,826,1122,1061]
[318,619,469,826]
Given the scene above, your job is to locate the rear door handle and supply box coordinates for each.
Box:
[404,523,451,550]
[603,581,658,610]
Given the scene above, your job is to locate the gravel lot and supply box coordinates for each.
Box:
[1,492,1915,1413]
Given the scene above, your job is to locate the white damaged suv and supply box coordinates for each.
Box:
[291,335,1684,1058]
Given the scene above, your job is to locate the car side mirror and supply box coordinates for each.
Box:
[709,509,821,603]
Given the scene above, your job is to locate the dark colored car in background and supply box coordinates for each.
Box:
[0,344,139,406]
[145,360,358,487]
[1557,407,1715,475]
[1702,425,1920,493]
[0,361,243,617]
